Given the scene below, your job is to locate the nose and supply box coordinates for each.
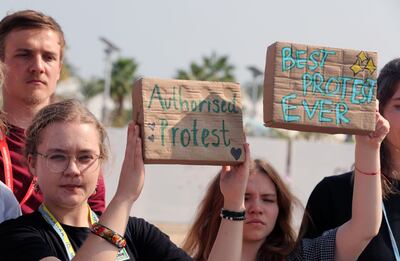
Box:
[63,158,81,176]
[247,199,263,215]
[30,55,45,74]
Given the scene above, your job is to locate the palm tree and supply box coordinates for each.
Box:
[81,57,139,126]
[176,52,236,82]
[110,58,139,118]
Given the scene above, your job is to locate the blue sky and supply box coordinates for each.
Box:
[1,0,399,85]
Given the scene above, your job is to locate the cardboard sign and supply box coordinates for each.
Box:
[264,42,378,134]
[132,78,245,165]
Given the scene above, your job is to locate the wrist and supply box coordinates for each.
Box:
[355,138,381,151]
[223,201,245,212]
[220,208,246,221]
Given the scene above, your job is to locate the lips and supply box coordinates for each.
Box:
[245,218,266,225]
[60,184,82,191]
[26,79,46,85]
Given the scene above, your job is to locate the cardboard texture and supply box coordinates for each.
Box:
[264,42,378,134]
[132,78,245,165]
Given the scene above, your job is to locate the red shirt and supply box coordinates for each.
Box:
[0,124,105,214]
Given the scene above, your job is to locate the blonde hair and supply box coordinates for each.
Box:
[25,99,109,161]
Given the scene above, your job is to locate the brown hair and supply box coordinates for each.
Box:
[24,99,108,161]
[0,9,65,60]
[377,58,400,197]
[182,159,298,261]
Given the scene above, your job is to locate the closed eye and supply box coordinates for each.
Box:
[78,154,96,164]
[48,154,68,162]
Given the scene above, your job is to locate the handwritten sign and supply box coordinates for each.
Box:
[263,42,378,134]
[132,78,245,165]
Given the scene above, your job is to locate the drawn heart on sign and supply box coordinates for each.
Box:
[147,122,156,130]
[148,135,155,142]
[230,147,242,160]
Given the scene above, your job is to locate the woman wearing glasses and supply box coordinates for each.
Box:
[0,99,192,260]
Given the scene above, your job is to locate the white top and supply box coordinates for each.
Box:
[0,181,21,223]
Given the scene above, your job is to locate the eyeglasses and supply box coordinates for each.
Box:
[35,151,102,174]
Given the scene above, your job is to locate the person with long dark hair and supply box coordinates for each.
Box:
[300,58,400,260]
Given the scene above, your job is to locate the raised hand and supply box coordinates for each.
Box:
[355,101,390,148]
[219,143,250,211]
[116,122,145,203]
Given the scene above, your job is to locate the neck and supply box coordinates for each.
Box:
[242,240,264,261]
[2,96,50,129]
[42,201,90,227]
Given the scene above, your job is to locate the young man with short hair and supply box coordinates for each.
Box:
[0,9,105,214]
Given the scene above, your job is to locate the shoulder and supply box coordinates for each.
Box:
[0,212,54,259]
[307,171,354,210]
[319,171,353,186]
[126,216,161,237]
[0,181,19,202]
[125,217,192,260]
[4,123,26,151]
[0,182,21,222]
[311,171,353,196]
[0,211,43,231]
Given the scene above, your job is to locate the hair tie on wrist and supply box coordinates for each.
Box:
[220,208,246,221]
[354,166,380,176]
[91,223,126,249]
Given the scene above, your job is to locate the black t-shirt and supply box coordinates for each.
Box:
[300,171,400,260]
[0,211,192,261]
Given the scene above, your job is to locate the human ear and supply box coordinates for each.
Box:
[27,154,38,177]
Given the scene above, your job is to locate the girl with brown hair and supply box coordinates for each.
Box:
[184,107,389,261]
[183,159,297,260]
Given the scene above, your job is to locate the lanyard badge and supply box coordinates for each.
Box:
[39,204,130,261]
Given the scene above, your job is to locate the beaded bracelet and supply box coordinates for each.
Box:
[91,223,127,249]
[220,208,246,221]
[354,166,380,176]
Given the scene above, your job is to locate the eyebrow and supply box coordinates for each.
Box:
[45,148,97,154]
[245,193,277,197]
[261,194,277,197]
[15,48,59,57]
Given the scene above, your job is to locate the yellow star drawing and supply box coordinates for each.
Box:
[365,58,377,74]
[350,59,363,75]
[357,51,368,62]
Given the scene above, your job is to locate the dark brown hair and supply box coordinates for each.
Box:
[0,9,65,60]
[182,159,298,261]
[377,58,400,197]
[25,99,108,161]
